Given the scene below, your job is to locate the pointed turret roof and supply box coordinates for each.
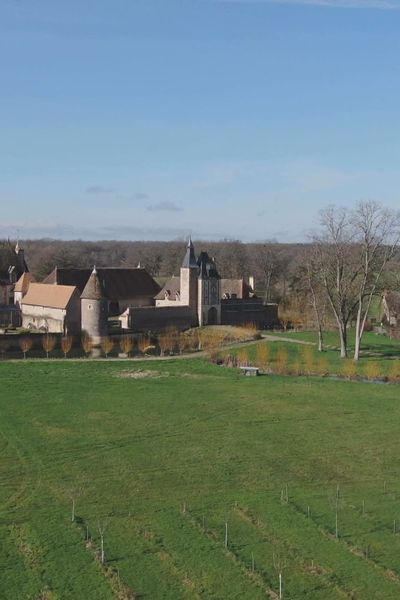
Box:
[81,266,106,300]
[181,237,197,268]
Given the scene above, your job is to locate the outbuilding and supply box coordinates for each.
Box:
[21,283,81,334]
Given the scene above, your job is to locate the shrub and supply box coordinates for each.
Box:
[237,350,249,367]
[389,361,400,383]
[223,353,237,368]
[275,347,289,374]
[363,360,381,381]
[290,361,302,377]
[301,346,315,375]
[256,344,270,371]
[315,356,329,377]
[342,360,357,380]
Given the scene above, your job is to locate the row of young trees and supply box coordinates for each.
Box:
[294,201,400,360]
[8,325,260,360]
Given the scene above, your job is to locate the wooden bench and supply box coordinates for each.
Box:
[240,366,260,377]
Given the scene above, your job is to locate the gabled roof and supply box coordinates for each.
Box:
[221,278,253,299]
[43,267,161,300]
[14,272,35,294]
[155,277,181,301]
[22,283,79,310]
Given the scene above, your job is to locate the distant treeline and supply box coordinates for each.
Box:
[1,238,308,303]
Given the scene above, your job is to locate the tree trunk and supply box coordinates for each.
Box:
[318,327,324,353]
[338,325,347,358]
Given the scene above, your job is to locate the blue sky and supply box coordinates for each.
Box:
[1,0,400,242]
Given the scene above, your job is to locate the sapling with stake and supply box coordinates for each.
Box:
[98,521,108,565]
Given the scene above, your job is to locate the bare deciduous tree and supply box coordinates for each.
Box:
[313,207,360,358]
[81,334,93,357]
[313,202,400,359]
[300,247,328,352]
[120,335,134,357]
[61,335,73,358]
[350,201,400,360]
[101,337,114,358]
[42,333,57,358]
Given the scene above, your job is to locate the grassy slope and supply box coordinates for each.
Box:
[1,359,400,598]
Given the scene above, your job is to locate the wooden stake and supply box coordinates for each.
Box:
[335,510,338,539]
[251,552,255,572]
[279,572,283,599]
[224,522,228,549]
[307,505,310,519]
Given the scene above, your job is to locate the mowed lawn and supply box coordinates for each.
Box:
[2,360,400,598]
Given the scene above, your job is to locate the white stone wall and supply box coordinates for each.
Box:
[21,305,66,333]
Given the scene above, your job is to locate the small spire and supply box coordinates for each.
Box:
[92,265,97,274]
[182,236,197,268]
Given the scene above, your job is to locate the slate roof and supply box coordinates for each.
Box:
[154,277,181,301]
[22,283,79,310]
[43,267,161,300]
[221,278,253,299]
[81,269,106,300]
[182,238,197,268]
[197,252,220,279]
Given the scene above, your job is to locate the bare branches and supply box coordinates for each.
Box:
[311,202,400,359]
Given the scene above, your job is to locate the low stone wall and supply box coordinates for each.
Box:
[126,306,198,332]
[221,299,279,329]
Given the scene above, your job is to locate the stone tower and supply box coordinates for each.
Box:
[180,237,198,310]
[81,266,108,344]
[197,252,221,326]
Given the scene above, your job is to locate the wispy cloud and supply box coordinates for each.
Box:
[215,0,400,9]
[147,201,183,212]
[131,192,149,200]
[85,185,115,195]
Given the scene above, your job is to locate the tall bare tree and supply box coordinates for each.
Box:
[313,202,400,359]
[313,206,360,358]
[351,201,400,360]
[304,248,330,352]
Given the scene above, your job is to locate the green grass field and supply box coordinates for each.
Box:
[2,355,400,599]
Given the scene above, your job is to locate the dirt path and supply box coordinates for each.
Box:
[261,334,315,345]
